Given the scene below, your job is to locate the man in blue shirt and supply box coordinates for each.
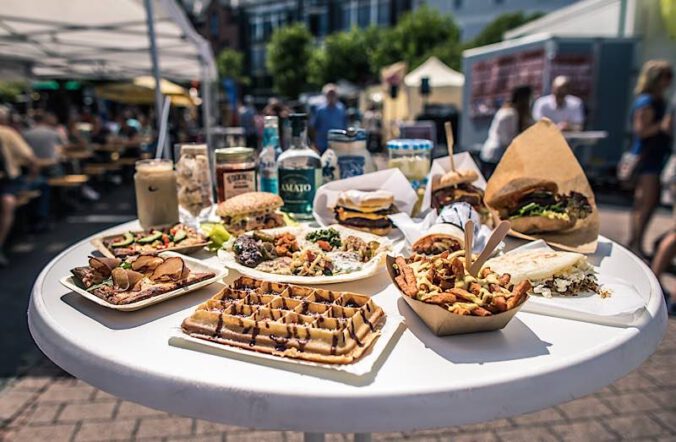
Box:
[311,83,347,153]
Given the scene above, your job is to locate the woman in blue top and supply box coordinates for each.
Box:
[628,60,673,257]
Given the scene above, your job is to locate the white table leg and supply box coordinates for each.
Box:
[304,432,325,442]
[355,433,371,442]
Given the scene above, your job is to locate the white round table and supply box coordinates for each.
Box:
[29,221,667,438]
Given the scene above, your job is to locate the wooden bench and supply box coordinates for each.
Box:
[48,175,89,188]
[83,164,108,177]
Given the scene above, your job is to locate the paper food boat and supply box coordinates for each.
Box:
[385,255,528,336]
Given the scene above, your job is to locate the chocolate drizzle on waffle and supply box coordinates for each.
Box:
[180,276,385,364]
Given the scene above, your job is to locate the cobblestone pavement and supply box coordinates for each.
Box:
[0,200,673,441]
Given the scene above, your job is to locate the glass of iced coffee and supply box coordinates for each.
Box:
[134,159,179,229]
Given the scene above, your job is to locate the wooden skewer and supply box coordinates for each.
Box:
[469,221,512,277]
[464,220,474,272]
[444,121,456,172]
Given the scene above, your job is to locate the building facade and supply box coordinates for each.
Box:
[240,0,412,93]
[413,0,580,40]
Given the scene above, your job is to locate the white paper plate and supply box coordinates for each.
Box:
[218,225,392,285]
[169,291,404,377]
[60,251,228,311]
[496,240,646,326]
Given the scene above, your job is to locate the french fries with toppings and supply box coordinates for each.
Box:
[392,250,530,316]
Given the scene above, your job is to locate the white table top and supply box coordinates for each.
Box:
[28,221,668,433]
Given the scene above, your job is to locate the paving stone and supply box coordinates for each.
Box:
[602,415,668,439]
[74,419,137,441]
[92,389,119,402]
[7,423,77,441]
[511,408,565,425]
[10,376,53,391]
[0,389,36,420]
[551,420,617,441]
[647,390,676,409]
[611,371,658,392]
[651,411,676,434]
[495,427,558,442]
[136,416,194,439]
[17,402,61,425]
[195,419,246,434]
[116,400,169,418]
[459,418,512,432]
[58,401,116,422]
[225,431,286,441]
[447,432,498,442]
[603,391,663,413]
[558,396,614,419]
[167,435,223,442]
[37,383,95,403]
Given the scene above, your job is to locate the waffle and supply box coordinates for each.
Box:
[180,276,385,364]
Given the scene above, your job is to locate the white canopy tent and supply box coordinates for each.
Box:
[404,56,464,116]
[0,0,217,144]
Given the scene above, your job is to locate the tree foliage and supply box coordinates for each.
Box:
[308,26,380,86]
[365,6,463,77]
[216,48,248,85]
[465,11,545,49]
[266,24,314,97]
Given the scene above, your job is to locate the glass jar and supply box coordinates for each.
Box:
[134,159,179,229]
[328,128,375,179]
[387,139,432,186]
[175,144,213,226]
[215,147,256,202]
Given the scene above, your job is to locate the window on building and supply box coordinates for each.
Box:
[494,0,504,3]
[309,12,321,36]
[357,0,370,28]
[378,0,390,25]
[454,0,463,9]
[210,13,219,36]
[251,46,266,72]
[342,4,351,30]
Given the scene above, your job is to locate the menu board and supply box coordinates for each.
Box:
[469,48,594,119]
[470,49,546,118]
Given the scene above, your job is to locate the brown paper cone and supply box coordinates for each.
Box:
[386,256,528,336]
[485,119,599,254]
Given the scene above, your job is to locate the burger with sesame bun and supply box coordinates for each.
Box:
[216,192,285,235]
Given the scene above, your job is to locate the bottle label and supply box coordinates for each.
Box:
[260,176,278,194]
[278,168,320,214]
[223,170,256,199]
[337,155,365,179]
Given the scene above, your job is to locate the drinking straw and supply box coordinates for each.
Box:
[155,96,172,159]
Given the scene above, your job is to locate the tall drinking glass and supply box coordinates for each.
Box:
[134,159,179,229]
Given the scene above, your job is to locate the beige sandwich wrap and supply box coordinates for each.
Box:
[485,119,599,254]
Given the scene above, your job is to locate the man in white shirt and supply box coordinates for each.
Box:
[532,76,585,131]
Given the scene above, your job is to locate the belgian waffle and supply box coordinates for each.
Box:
[180,276,385,364]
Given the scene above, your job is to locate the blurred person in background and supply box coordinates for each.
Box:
[532,76,584,131]
[239,95,258,149]
[90,116,111,145]
[651,90,675,307]
[22,112,65,177]
[362,100,382,153]
[311,83,347,153]
[480,85,533,177]
[628,60,673,257]
[0,105,50,264]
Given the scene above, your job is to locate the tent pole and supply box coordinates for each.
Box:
[144,0,164,135]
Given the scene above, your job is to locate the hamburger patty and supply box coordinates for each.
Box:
[432,183,485,209]
[340,216,392,228]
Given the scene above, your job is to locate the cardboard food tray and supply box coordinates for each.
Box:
[218,224,392,285]
[169,304,405,377]
[385,255,527,336]
[60,252,227,311]
[91,234,210,258]
[484,119,599,254]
